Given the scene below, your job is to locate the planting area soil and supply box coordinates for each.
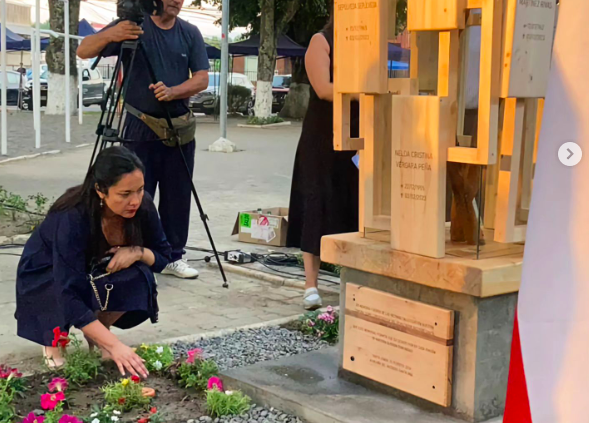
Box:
[0,213,32,238]
[12,363,205,422]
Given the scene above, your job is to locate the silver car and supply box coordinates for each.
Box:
[190,72,255,115]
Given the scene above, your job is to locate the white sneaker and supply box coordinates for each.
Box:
[303,287,323,310]
[162,259,199,279]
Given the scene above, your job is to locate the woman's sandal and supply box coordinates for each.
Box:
[42,346,65,369]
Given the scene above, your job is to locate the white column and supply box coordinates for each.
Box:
[34,0,41,148]
[78,57,83,125]
[64,0,70,142]
[1,0,7,156]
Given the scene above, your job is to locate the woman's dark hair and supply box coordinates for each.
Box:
[323,4,334,34]
[50,146,146,259]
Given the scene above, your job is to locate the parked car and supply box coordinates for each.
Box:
[272,74,291,113]
[189,72,255,115]
[0,71,23,106]
[21,67,106,110]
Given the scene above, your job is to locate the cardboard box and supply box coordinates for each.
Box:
[231,207,289,247]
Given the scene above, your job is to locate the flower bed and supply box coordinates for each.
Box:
[1,322,338,423]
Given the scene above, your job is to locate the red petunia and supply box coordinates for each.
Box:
[150,407,157,414]
[51,327,70,349]
[118,397,126,405]
[137,419,149,423]
[131,375,141,384]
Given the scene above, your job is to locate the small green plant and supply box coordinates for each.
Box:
[0,366,26,423]
[206,389,251,418]
[101,377,151,412]
[246,115,284,125]
[299,306,339,343]
[135,344,174,373]
[176,349,219,392]
[60,335,102,386]
[0,186,50,231]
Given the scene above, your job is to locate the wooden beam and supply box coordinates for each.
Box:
[438,31,460,98]
[334,93,365,151]
[320,232,523,298]
[467,0,482,8]
[388,78,418,95]
[520,98,539,212]
[391,96,451,258]
[494,98,525,243]
[407,0,466,31]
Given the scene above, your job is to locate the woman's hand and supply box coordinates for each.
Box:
[108,341,149,378]
[106,246,143,273]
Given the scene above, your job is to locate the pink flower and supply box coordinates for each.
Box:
[21,413,45,423]
[48,378,69,393]
[207,376,223,391]
[306,319,315,327]
[186,348,203,364]
[58,416,82,423]
[326,306,334,314]
[318,313,335,324]
[40,392,65,410]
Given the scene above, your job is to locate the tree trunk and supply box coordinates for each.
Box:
[254,0,277,118]
[46,0,80,115]
[279,57,310,118]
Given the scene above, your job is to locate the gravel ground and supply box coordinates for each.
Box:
[174,326,330,423]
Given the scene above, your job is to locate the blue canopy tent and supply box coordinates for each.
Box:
[388,42,410,75]
[229,34,306,58]
[0,24,30,51]
[78,19,97,37]
[205,43,220,60]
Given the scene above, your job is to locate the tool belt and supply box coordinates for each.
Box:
[125,104,197,147]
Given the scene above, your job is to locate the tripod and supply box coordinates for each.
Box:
[89,37,229,288]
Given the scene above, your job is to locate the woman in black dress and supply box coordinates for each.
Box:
[15,147,171,378]
[287,16,359,309]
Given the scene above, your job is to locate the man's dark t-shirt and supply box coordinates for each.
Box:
[100,14,209,118]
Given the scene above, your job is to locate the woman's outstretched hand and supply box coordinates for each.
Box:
[108,341,149,379]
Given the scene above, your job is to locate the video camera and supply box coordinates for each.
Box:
[117,0,163,24]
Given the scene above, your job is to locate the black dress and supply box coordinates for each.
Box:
[286,29,359,256]
[15,195,172,346]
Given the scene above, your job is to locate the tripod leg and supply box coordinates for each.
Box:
[137,43,229,288]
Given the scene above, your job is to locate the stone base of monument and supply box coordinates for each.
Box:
[321,232,521,423]
[221,348,502,423]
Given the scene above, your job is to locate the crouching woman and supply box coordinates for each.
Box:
[15,146,172,378]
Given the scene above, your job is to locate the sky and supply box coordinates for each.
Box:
[17,0,247,40]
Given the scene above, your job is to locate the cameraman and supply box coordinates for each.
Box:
[78,0,209,279]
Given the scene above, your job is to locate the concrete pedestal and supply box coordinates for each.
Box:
[339,268,516,422]
[322,232,522,423]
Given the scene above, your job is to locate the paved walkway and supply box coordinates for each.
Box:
[0,120,342,369]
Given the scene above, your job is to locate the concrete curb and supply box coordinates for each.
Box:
[207,261,340,294]
[0,233,31,246]
[237,121,292,129]
[158,305,340,346]
[0,150,61,165]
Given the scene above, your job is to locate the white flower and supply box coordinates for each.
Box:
[92,419,100,423]
[90,414,98,418]
[156,346,164,354]
[113,411,121,415]
[225,390,234,395]
[154,360,163,370]
[111,417,119,422]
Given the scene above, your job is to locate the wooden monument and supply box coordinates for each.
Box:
[324,0,557,421]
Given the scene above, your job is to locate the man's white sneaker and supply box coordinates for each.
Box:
[303,287,323,310]
[162,260,199,279]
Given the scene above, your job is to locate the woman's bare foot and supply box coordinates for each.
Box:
[43,346,65,369]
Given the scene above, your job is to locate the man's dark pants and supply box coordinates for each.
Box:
[124,116,195,262]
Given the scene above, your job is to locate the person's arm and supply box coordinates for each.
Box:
[306,33,333,102]
[149,24,210,102]
[105,246,155,273]
[53,210,148,378]
[77,20,143,59]
[81,321,148,378]
[149,70,208,101]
